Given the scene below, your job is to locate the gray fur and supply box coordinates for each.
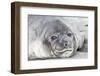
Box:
[28,16,87,60]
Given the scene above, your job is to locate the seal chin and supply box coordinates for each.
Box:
[61,50,74,57]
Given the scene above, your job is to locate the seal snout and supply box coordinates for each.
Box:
[55,40,68,51]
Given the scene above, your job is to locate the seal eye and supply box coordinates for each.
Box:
[67,33,72,37]
[51,36,57,40]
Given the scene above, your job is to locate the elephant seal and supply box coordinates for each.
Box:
[29,17,85,60]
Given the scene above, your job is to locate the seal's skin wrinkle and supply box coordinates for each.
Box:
[28,16,88,60]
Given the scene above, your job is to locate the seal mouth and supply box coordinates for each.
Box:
[53,43,74,53]
[51,47,74,58]
[51,42,75,57]
[54,48,73,53]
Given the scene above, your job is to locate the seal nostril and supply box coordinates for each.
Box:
[64,43,67,47]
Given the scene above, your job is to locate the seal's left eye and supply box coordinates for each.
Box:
[67,33,72,37]
[51,36,57,40]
